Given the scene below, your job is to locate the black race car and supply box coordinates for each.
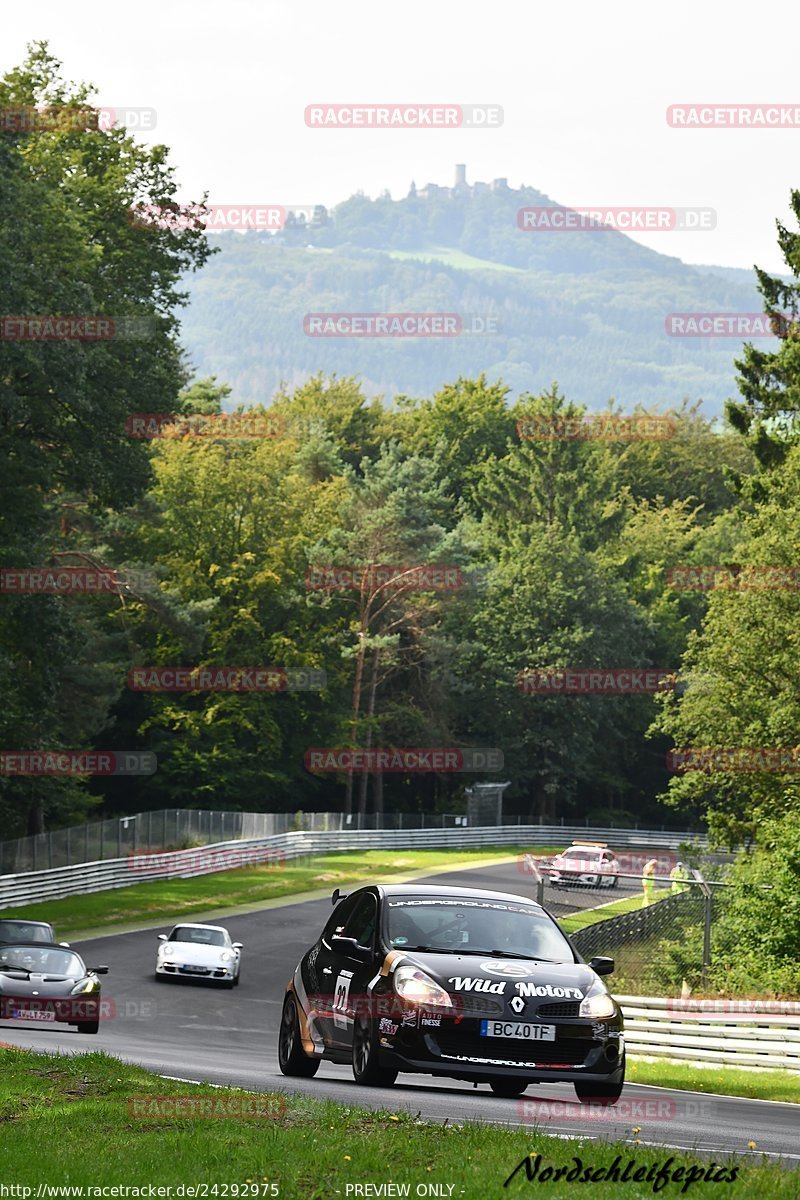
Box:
[278,884,624,1101]
[0,944,108,1034]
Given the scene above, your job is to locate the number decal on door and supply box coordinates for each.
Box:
[333,970,353,1029]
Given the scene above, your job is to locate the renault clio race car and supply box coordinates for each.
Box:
[278,884,624,1101]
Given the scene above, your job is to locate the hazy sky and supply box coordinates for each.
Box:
[4,0,799,273]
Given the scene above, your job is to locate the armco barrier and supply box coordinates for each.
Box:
[570,891,692,960]
[0,824,707,908]
[618,996,800,1070]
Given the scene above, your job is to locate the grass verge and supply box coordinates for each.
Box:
[559,889,672,934]
[627,1059,800,1103]
[1,847,544,939]
[0,1048,791,1198]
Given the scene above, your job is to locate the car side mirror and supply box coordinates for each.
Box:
[232,942,243,950]
[91,966,110,975]
[330,935,373,963]
[589,956,614,976]
[59,942,70,948]
[157,934,168,942]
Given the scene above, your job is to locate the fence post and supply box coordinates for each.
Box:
[692,869,713,988]
[48,830,53,869]
[537,876,545,906]
[66,826,71,866]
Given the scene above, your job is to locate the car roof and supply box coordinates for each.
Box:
[376,883,545,909]
[169,922,228,932]
[0,942,76,952]
[0,919,53,927]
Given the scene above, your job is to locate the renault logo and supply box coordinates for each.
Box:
[509,996,526,1014]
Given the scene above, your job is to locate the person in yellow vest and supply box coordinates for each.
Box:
[642,858,658,908]
[670,861,690,894]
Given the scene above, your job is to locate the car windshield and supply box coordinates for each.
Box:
[385,897,574,961]
[0,945,84,977]
[169,927,226,947]
[562,848,602,860]
[0,921,53,943]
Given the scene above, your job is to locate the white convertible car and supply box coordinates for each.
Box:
[155,923,242,988]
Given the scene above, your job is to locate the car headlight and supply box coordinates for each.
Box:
[71,978,98,995]
[393,965,453,1008]
[159,944,173,956]
[579,983,617,1019]
[220,951,233,962]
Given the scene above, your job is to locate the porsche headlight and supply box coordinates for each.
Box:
[579,982,617,1019]
[71,978,98,995]
[159,944,173,956]
[220,951,233,962]
[393,965,453,1008]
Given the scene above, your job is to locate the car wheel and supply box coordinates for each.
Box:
[574,1058,625,1106]
[352,1016,398,1087]
[234,970,240,987]
[220,978,235,989]
[77,1021,99,1035]
[489,1078,529,1098]
[278,993,320,1078]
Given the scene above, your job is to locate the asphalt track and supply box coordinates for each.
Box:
[2,862,797,1164]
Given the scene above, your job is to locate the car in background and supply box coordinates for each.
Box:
[548,843,620,889]
[0,943,108,1034]
[155,922,242,988]
[0,919,62,945]
[279,883,624,1103]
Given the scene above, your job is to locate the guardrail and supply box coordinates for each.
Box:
[618,995,800,1070]
[0,824,708,908]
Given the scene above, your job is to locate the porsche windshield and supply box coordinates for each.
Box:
[0,945,84,977]
[169,927,226,946]
[385,897,574,961]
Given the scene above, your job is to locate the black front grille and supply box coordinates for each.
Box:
[536,1001,581,1018]
[451,994,504,1017]
[435,1031,592,1066]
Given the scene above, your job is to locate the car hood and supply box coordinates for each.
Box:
[0,974,88,997]
[161,943,230,964]
[394,952,597,1001]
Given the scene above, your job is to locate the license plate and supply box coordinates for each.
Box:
[11,1009,56,1022]
[479,1020,556,1041]
[180,965,206,973]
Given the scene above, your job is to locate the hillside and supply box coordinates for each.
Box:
[178,174,763,413]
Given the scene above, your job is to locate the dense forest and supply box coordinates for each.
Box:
[2,46,800,874]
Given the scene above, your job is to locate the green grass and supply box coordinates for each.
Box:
[387,245,525,273]
[1,847,545,939]
[0,1048,789,1197]
[560,889,672,934]
[627,1059,800,1104]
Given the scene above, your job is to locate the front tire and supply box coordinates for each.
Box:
[77,1021,99,1035]
[234,970,240,987]
[278,993,320,1078]
[352,1016,398,1087]
[489,1078,529,1098]
[574,1058,625,1106]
